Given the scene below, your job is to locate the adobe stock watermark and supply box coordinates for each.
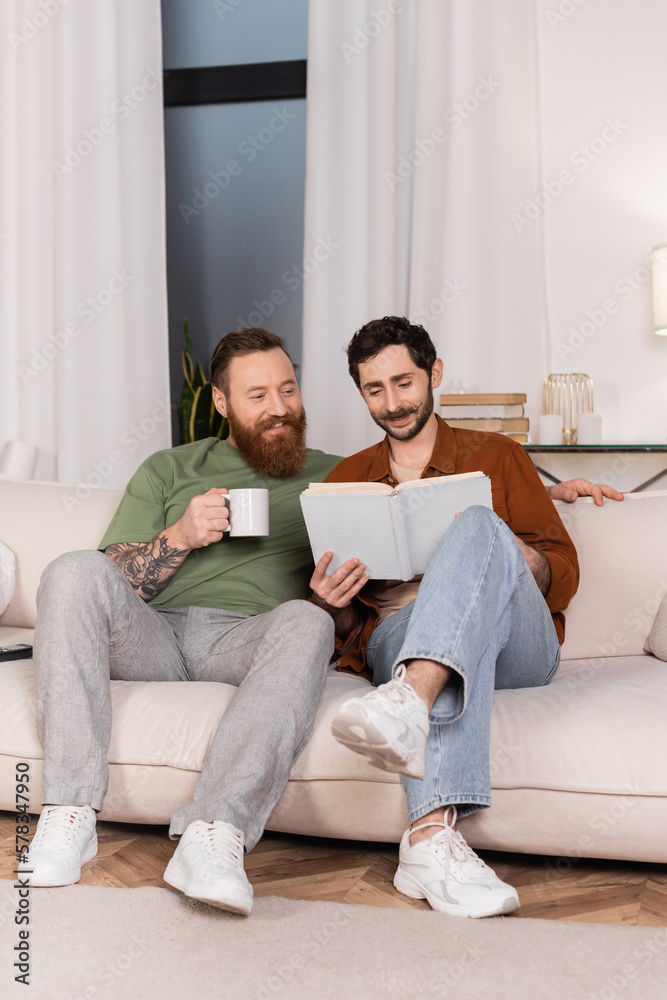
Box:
[18,268,134,384]
[52,67,162,180]
[65,933,149,1000]
[235,235,340,328]
[13,762,32,986]
[587,927,667,1000]
[534,782,641,884]
[122,730,189,804]
[633,927,667,972]
[61,399,171,512]
[554,245,667,361]
[553,453,641,538]
[8,0,72,51]
[212,0,244,21]
[340,0,405,63]
[547,450,641,537]
[511,116,629,232]
[252,907,353,1000]
[563,578,667,694]
[179,106,297,224]
[367,945,485,996]
[489,738,522,780]
[409,278,468,325]
[545,0,590,30]
[385,75,501,190]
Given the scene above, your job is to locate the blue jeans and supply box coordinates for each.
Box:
[365,506,561,825]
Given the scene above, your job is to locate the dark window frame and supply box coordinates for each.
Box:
[163,59,307,106]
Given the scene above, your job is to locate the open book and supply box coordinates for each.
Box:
[300,472,492,580]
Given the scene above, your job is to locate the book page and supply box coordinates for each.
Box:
[301,482,392,496]
[394,471,485,492]
[392,475,493,575]
[303,472,484,495]
[299,493,404,578]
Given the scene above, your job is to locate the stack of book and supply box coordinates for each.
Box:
[440,393,529,443]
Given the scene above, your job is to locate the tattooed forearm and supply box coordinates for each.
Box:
[105,535,189,601]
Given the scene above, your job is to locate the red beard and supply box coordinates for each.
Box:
[227,406,308,479]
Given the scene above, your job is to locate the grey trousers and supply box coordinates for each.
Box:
[33,550,334,851]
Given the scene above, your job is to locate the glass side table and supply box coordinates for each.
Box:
[524,445,667,491]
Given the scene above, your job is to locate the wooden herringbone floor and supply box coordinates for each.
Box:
[1,811,665,925]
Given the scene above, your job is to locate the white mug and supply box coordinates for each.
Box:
[225,489,269,537]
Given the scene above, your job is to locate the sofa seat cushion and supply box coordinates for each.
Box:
[2,636,666,860]
[489,654,667,796]
[0,657,369,772]
[2,650,665,810]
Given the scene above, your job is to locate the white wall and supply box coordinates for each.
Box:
[301,1,667,488]
[537,0,667,449]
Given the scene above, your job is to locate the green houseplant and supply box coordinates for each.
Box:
[177,318,228,445]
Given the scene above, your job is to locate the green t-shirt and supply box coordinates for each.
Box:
[98,438,340,615]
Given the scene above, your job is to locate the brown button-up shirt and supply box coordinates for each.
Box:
[325,415,579,676]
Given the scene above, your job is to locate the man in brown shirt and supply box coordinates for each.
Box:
[310,316,596,918]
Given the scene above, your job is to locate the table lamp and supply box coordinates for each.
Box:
[542,373,594,445]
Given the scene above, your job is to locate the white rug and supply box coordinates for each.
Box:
[1,881,666,1000]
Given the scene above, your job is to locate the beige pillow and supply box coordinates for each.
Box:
[644,593,667,660]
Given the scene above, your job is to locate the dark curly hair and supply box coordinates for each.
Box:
[346,316,437,389]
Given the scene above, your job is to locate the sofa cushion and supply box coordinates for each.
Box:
[0,477,123,628]
[2,629,666,860]
[556,491,667,659]
[2,652,665,807]
[644,592,667,660]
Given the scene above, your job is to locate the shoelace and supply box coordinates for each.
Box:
[195,822,244,871]
[30,806,89,848]
[364,664,424,715]
[412,807,489,880]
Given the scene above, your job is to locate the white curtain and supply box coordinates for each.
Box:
[0,0,170,485]
[302,0,547,457]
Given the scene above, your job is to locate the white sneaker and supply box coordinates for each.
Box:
[394,807,520,918]
[163,820,253,915]
[331,665,430,779]
[20,805,98,887]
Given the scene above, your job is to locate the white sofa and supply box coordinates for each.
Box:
[1,475,666,863]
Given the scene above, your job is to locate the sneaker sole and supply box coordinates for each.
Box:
[22,834,98,887]
[331,716,425,780]
[394,867,520,919]
[163,858,253,916]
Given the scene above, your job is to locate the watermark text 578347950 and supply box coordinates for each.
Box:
[14,762,31,986]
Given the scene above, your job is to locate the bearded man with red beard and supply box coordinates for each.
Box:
[24,329,340,917]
